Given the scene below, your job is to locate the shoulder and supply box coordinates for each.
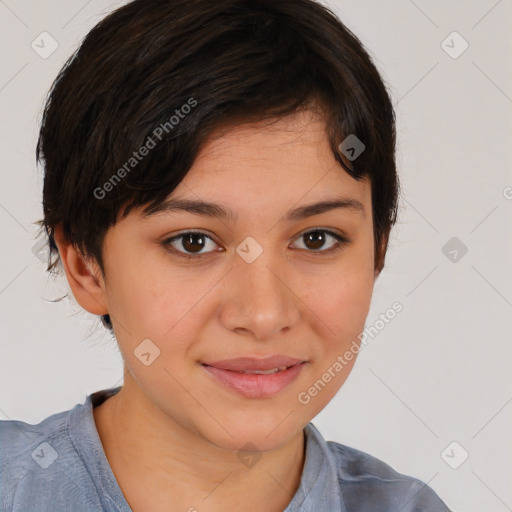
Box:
[0,404,98,512]
[0,407,70,459]
[325,438,451,511]
[0,411,69,469]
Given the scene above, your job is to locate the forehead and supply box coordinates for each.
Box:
[127,109,372,233]
[179,110,370,205]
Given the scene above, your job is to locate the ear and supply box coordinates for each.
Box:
[53,225,109,316]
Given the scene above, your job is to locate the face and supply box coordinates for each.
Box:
[88,109,377,452]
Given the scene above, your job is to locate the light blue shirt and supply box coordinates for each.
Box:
[1,386,450,511]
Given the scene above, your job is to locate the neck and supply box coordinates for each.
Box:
[93,375,306,512]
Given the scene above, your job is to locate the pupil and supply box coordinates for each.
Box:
[183,233,205,253]
[306,231,325,250]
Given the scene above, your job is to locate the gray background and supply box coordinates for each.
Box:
[1,1,511,510]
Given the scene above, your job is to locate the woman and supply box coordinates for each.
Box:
[1,0,451,510]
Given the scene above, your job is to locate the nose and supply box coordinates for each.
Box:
[219,246,301,340]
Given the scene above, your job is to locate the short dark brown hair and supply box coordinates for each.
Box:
[36,0,399,332]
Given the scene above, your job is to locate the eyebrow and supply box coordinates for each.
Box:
[142,196,365,222]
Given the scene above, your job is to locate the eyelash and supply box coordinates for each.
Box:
[162,229,350,259]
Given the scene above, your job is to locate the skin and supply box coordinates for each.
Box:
[54,108,387,512]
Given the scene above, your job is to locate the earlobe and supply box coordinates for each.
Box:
[53,225,109,316]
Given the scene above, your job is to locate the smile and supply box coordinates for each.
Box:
[201,356,307,398]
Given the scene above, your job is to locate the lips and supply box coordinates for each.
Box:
[201,355,307,398]
[202,355,304,373]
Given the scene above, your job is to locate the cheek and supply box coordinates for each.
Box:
[295,263,373,417]
[113,262,223,354]
[104,247,209,338]
[109,268,207,388]
[303,254,375,345]
[334,271,373,329]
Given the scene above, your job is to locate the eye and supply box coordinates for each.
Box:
[162,228,349,259]
[163,231,221,258]
[291,229,349,254]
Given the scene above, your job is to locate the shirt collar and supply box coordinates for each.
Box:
[68,386,130,512]
[284,422,345,511]
[68,387,345,512]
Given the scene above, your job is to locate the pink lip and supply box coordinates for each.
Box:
[201,356,307,399]
[203,355,304,372]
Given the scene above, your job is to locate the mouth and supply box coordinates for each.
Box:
[228,365,295,375]
[201,356,307,398]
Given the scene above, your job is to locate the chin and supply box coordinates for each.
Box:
[197,411,307,454]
